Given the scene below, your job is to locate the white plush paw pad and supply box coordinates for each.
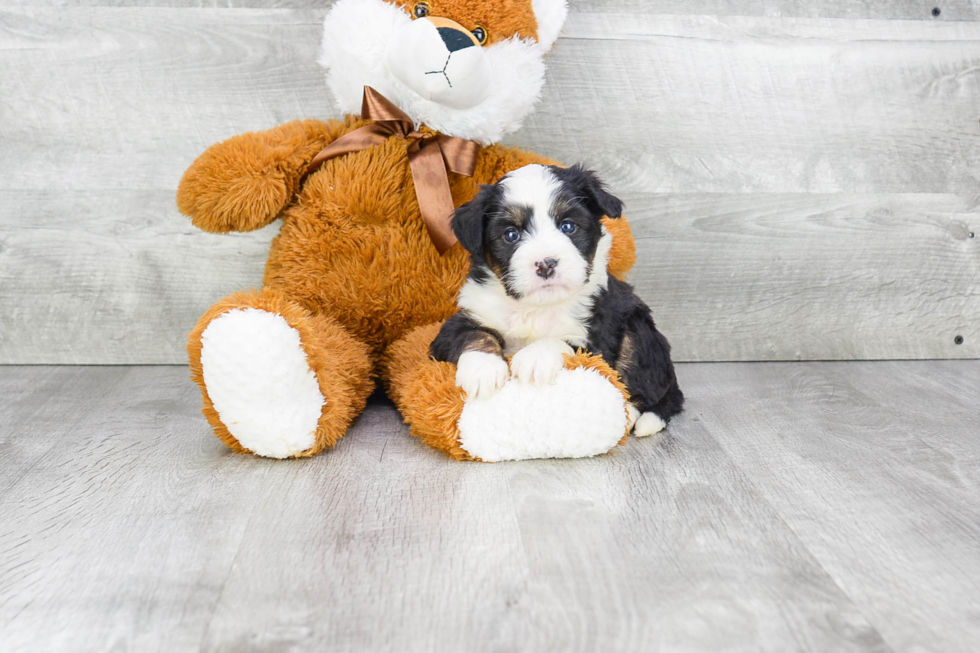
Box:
[458,367,628,462]
[200,308,324,458]
[509,339,574,385]
[634,412,667,438]
[456,351,509,399]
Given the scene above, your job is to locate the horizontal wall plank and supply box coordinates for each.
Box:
[1,9,979,194]
[2,7,978,362]
[518,13,980,194]
[627,192,980,361]
[2,1,978,22]
[1,190,976,363]
[0,190,274,364]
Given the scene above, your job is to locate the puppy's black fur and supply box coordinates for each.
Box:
[431,164,683,426]
[587,276,684,421]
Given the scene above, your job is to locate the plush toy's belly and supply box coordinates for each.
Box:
[263,183,471,351]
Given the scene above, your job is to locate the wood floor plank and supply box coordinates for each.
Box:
[0,366,133,500]
[686,361,980,653]
[193,389,887,652]
[0,366,296,652]
[0,365,900,652]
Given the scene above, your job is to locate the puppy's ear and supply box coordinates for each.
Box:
[452,184,494,255]
[556,164,624,219]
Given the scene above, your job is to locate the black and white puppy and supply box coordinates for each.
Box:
[430,164,683,436]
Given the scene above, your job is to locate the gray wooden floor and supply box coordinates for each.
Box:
[0,363,977,652]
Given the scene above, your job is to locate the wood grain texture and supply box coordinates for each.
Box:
[2,190,976,364]
[0,363,934,652]
[3,1,979,22]
[686,361,980,653]
[627,193,980,361]
[2,6,979,362]
[0,190,275,364]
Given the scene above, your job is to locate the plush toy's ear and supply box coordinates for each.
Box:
[532,0,569,52]
[553,164,624,219]
[452,185,494,255]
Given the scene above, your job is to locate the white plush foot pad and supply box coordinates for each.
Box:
[200,308,325,458]
[457,367,627,462]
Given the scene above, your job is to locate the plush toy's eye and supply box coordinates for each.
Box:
[559,220,577,235]
[413,2,430,18]
[472,26,488,44]
[503,228,521,244]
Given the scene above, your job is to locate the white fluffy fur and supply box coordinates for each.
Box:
[500,165,592,302]
[532,0,570,51]
[383,16,491,109]
[457,366,628,462]
[626,403,641,430]
[200,309,324,459]
[455,350,510,399]
[634,412,667,437]
[509,337,573,385]
[319,0,565,144]
[457,226,612,356]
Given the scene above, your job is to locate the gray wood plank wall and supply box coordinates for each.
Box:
[1,2,978,363]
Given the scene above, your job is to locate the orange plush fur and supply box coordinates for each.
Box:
[178,0,637,459]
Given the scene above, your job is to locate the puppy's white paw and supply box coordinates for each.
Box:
[626,404,641,431]
[634,412,667,437]
[456,351,510,399]
[510,339,574,386]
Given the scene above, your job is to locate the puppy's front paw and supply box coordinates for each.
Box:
[634,412,667,437]
[510,339,574,386]
[455,351,510,399]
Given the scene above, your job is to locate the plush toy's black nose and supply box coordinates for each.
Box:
[535,258,558,279]
[438,27,475,53]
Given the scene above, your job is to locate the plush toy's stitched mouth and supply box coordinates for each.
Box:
[424,55,453,88]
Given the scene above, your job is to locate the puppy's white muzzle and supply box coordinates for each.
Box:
[384,17,491,110]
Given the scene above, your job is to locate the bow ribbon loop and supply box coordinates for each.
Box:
[303,86,480,254]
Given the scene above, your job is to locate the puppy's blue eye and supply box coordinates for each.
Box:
[560,220,577,235]
[503,228,521,244]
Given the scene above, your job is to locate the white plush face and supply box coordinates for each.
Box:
[318,0,569,144]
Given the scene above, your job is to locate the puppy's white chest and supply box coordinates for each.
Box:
[490,302,590,356]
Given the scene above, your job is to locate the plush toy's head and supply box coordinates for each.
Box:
[319,0,570,145]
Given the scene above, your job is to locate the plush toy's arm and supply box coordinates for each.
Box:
[472,145,637,280]
[177,118,348,233]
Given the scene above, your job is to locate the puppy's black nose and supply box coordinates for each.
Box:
[438,27,476,52]
[535,258,558,279]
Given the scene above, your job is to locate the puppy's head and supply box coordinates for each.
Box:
[453,164,623,305]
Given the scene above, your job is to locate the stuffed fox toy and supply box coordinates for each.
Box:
[177,0,639,462]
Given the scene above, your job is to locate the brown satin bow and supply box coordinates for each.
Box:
[303,86,481,254]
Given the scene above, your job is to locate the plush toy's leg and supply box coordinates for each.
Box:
[188,289,374,459]
[382,323,632,462]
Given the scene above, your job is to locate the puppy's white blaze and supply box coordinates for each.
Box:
[498,164,559,209]
[455,350,509,399]
[498,165,595,302]
[457,227,612,356]
[634,412,667,437]
[510,338,573,385]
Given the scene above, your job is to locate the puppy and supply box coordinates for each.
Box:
[430,164,683,437]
